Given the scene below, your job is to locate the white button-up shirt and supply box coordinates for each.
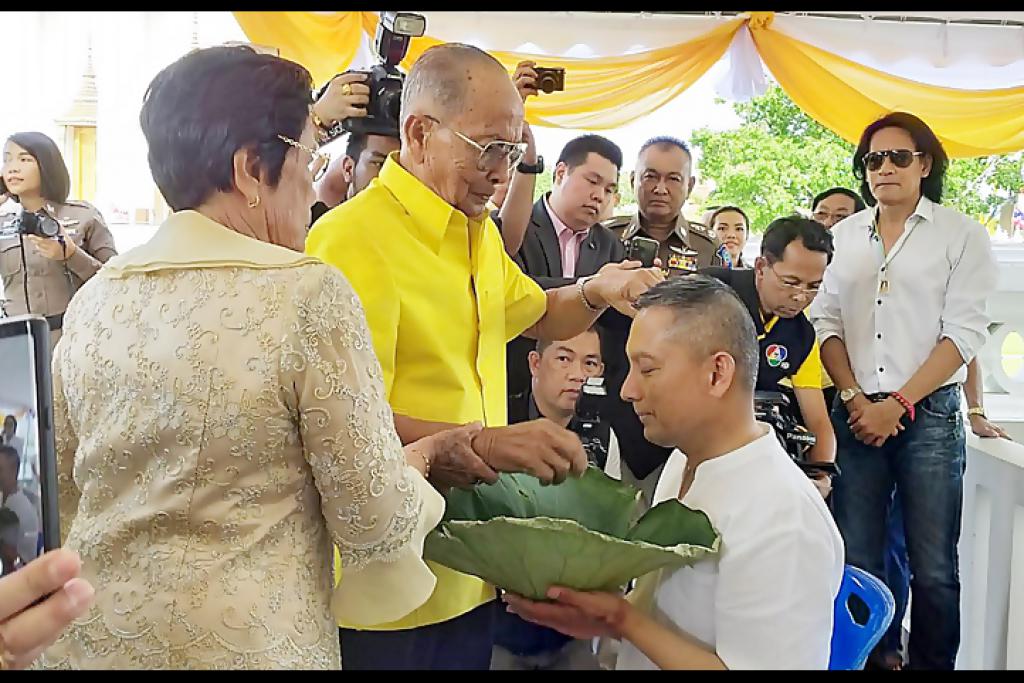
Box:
[616,427,844,670]
[809,197,997,395]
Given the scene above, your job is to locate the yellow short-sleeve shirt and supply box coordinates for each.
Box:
[306,154,547,630]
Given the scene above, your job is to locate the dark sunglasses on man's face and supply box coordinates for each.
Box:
[863,149,924,172]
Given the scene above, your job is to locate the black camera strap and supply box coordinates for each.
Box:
[59,237,77,303]
[12,231,76,327]
[17,233,31,315]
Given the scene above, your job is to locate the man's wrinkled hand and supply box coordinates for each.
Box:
[472,419,587,485]
[420,422,498,489]
[586,261,665,317]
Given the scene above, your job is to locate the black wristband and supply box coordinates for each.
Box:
[517,156,544,175]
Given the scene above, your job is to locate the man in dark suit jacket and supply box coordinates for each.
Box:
[507,134,626,400]
[505,135,672,496]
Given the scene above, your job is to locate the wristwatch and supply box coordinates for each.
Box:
[839,386,863,403]
[967,407,986,418]
[517,156,544,175]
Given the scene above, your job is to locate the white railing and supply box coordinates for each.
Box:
[958,432,1024,670]
[950,244,1024,670]
[979,243,1024,404]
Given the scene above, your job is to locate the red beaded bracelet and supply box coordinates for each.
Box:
[890,391,915,422]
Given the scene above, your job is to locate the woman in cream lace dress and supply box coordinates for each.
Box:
[38,46,475,669]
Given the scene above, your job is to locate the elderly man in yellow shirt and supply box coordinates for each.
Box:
[307,43,663,670]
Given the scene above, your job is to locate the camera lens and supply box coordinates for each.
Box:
[537,75,557,94]
[40,217,60,238]
[379,82,403,124]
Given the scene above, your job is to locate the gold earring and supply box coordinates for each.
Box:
[247,195,261,209]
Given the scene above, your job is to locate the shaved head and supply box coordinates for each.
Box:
[400,43,517,133]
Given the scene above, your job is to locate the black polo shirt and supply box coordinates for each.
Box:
[699,267,823,392]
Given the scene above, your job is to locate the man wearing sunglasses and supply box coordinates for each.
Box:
[810,112,997,670]
[306,42,664,671]
[700,216,837,498]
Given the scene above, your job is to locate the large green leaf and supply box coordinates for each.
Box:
[425,467,720,600]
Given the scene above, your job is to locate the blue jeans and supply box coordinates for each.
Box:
[880,490,911,660]
[831,384,965,670]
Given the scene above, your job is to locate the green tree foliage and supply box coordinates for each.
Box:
[691,85,1023,232]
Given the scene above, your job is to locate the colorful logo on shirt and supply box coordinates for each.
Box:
[716,244,734,269]
[765,344,788,368]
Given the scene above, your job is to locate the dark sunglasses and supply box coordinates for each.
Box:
[863,149,924,172]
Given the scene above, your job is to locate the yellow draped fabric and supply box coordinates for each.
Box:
[233,11,742,130]
[233,12,376,87]
[386,18,743,129]
[231,11,1024,156]
[747,12,1024,158]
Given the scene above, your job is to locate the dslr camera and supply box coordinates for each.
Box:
[572,376,609,469]
[318,11,426,139]
[0,209,61,240]
[754,390,839,481]
[533,67,565,94]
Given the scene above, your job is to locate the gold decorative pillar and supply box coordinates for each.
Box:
[55,42,98,203]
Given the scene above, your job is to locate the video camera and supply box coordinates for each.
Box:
[0,209,61,240]
[573,376,609,469]
[316,11,426,139]
[754,390,839,481]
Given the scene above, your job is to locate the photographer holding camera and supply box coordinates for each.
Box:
[488,60,542,257]
[493,326,609,670]
[311,72,402,222]
[1,132,117,346]
[309,14,429,223]
[699,216,837,498]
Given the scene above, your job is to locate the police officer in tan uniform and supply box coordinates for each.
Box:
[598,136,725,503]
[603,135,725,271]
[1,132,116,347]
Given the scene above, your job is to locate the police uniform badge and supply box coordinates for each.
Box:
[55,216,80,237]
[666,246,699,275]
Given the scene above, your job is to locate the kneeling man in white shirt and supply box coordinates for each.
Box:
[505,275,844,669]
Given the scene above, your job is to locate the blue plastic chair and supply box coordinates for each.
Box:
[829,565,896,670]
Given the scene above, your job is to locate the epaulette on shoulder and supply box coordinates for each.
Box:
[63,199,95,210]
[600,215,631,230]
[687,220,717,242]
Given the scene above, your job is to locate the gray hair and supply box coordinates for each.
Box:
[635,275,759,393]
[638,135,692,160]
[400,42,507,128]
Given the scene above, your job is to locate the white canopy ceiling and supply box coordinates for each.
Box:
[395,12,1024,90]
